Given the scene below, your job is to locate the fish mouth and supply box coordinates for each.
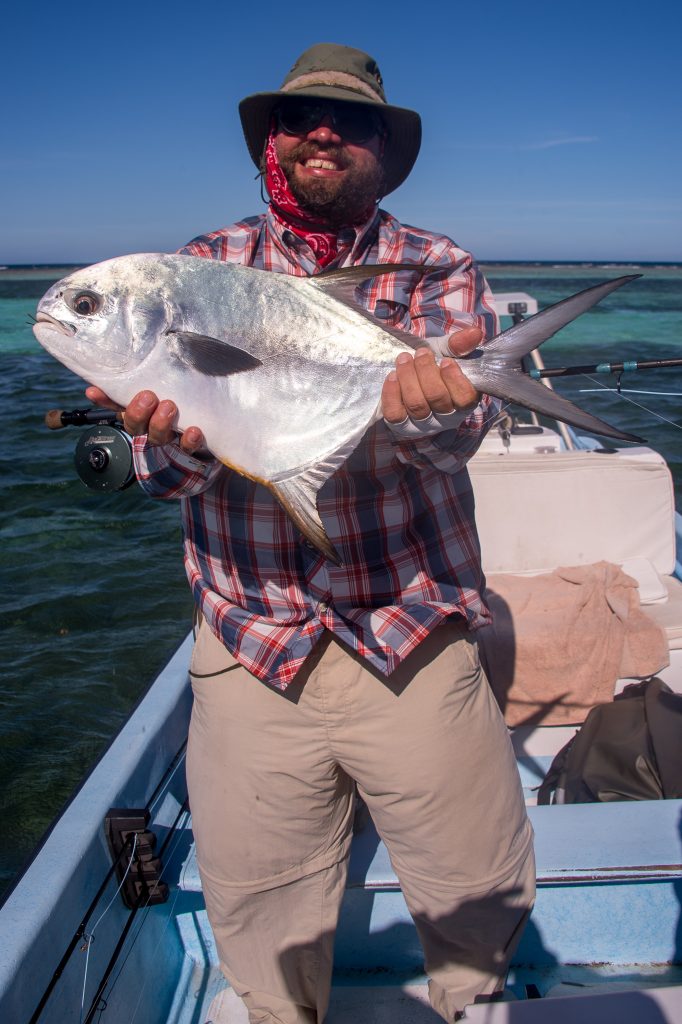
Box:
[35,311,76,337]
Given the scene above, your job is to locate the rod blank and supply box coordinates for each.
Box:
[529,357,682,380]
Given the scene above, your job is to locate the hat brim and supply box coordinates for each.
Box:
[239,88,421,197]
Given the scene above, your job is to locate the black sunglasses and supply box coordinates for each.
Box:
[275,100,384,145]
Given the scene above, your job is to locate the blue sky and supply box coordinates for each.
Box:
[2,0,680,263]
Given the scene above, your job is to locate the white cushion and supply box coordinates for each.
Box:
[621,556,669,604]
[469,449,676,576]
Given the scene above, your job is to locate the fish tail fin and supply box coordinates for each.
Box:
[478,366,645,443]
[473,274,645,443]
[485,274,641,360]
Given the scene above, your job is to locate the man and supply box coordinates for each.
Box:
[90,44,534,1024]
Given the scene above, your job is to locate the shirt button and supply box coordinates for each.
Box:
[318,601,329,613]
[282,230,297,246]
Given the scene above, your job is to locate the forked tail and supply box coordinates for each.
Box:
[476,275,646,443]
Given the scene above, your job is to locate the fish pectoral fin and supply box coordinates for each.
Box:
[166,331,262,376]
[271,474,342,566]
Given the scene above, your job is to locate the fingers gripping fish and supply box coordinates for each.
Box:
[33,255,641,564]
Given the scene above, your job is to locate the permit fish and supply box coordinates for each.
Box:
[33,254,641,563]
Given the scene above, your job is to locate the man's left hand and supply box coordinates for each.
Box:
[381,326,482,425]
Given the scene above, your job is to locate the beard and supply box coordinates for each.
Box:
[278,142,384,227]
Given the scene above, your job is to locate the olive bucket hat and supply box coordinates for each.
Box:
[239,43,422,197]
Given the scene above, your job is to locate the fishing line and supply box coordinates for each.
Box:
[103,817,191,1023]
[146,743,187,816]
[579,388,682,397]
[79,834,138,1024]
[91,802,192,1022]
[580,374,682,431]
[125,811,193,1024]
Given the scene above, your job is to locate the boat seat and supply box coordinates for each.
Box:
[468,447,682,724]
[469,447,676,577]
[469,447,680,638]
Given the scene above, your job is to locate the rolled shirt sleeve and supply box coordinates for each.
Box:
[132,436,223,498]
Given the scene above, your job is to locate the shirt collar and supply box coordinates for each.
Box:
[265,205,382,271]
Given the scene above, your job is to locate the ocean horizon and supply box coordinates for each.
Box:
[3,258,682,270]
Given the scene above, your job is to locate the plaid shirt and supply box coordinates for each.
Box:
[133,207,500,688]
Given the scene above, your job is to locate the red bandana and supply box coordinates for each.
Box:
[265,132,339,266]
[264,130,375,268]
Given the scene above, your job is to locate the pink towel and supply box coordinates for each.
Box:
[478,561,670,727]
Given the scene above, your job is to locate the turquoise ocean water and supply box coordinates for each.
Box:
[1,261,681,896]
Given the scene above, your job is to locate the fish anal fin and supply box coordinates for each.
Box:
[269,426,375,565]
[219,443,370,566]
[167,330,262,376]
[271,476,342,566]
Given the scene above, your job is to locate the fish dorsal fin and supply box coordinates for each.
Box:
[307,263,440,351]
[310,262,437,299]
[166,330,262,376]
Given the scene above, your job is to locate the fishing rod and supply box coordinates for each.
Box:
[46,354,681,491]
[45,407,121,429]
[528,357,682,381]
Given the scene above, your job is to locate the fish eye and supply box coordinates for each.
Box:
[71,291,101,316]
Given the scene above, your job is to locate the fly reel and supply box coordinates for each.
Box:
[74,424,135,491]
[45,408,135,492]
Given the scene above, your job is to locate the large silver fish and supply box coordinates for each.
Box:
[33,254,641,563]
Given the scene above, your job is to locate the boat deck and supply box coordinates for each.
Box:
[3,429,682,1022]
[137,793,682,1022]
[1,633,681,1023]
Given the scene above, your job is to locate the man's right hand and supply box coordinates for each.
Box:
[86,387,205,454]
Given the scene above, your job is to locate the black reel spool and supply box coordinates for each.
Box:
[74,424,135,491]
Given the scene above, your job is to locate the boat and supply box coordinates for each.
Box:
[1,290,681,1023]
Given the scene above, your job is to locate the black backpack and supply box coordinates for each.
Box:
[537,677,682,805]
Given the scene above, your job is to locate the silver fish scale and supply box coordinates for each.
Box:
[34,254,404,482]
[158,258,402,477]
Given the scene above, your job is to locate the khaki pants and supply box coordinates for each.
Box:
[187,619,535,1024]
